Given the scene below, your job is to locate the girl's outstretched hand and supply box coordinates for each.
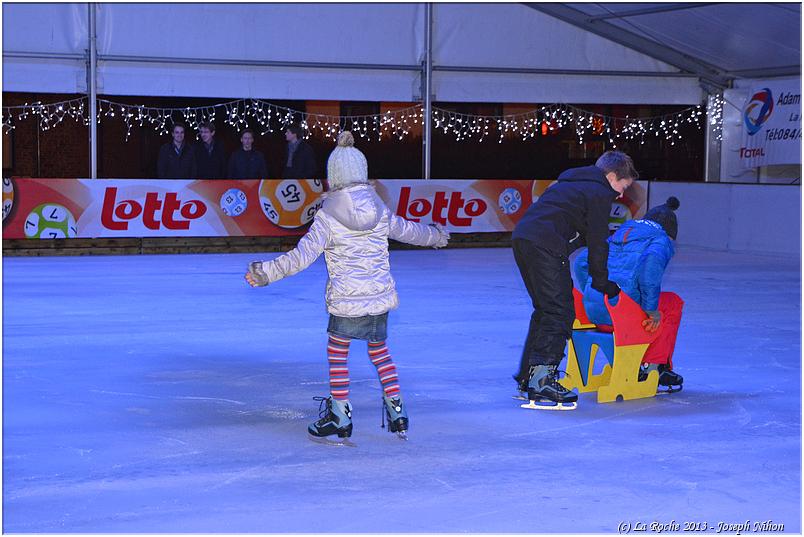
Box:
[245,261,270,287]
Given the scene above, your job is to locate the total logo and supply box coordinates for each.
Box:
[101,187,207,230]
[744,88,774,136]
[396,186,488,226]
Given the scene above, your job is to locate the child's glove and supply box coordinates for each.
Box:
[429,223,450,249]
[642,310,662,332]
[245,261,270,287]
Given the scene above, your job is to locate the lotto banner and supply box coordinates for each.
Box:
[376,179,647,233]
[2,177,647,239]
[2,178,325,239]
[740,78,802,168]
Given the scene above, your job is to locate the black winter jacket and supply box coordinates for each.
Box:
[282,141,317,178]
[157,142,197,179]
[512,165,619,289]
[194,140,227,179]
[228,148,268,179]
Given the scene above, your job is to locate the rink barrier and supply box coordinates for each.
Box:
[3,178,798,256]
[2,232,513,256]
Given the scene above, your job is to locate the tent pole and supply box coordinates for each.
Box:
[423,3,433,180]
[88,3,98,179]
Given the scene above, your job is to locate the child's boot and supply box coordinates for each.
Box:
[308,396,353,445]
[382,395,408,440]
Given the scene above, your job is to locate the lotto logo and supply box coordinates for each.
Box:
[396,187,487,226]
[101,187,207,231]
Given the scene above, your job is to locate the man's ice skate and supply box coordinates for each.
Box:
[639,364,683,394]
[521,364,578,411]
[512,366,536,401]
[308,396,356,447]
[381,395,408,440]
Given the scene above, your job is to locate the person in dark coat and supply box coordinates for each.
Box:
[157,123,197,179]
[282,123,317,178]
[574,196,684,391]
[512,151,638,409]
[228,128,268,179]
[194,122,227,179]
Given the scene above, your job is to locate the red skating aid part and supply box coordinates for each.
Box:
[605,292,660,346]
[572,288,593,325]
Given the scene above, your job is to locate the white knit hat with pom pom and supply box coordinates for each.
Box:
[327,131,368,190]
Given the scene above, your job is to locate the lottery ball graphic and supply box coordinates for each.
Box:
[609,200,632,231]
[2,177,14,221]
[24,203,77,239]
[259,179,324,228]
[220,188,248,217]
[498,187,522,215]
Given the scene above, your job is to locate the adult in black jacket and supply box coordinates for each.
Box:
[228,129,268,179]
[512,151,637,408]
[282,124,317,178]
[157,123,197,179]
[194,122,227,179]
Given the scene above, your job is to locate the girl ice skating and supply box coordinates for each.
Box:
[245,131,449,443]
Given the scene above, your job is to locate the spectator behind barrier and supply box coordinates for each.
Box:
[229,128,268,179]
[194,122,227,179]
[283,123,317,179]
[157,123,197,179]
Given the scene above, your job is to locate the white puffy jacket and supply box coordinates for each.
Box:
[256,183,449,317]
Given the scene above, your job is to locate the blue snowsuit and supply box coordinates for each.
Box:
[574,219,675,325]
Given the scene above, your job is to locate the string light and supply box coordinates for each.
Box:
[95,98,423,142]
[431,103,705,146]
[4,97,710,146]
[2,97,88,134]
[707,93,725,141]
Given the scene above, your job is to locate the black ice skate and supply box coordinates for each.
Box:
[639,364,683,394]
[308,396,356,447]
[512,366,536,401]
[521,365,578,411]
[381,395,408,440]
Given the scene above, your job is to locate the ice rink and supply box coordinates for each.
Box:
[3,246,800,533]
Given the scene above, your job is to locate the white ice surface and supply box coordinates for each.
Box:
[2,246,800,533]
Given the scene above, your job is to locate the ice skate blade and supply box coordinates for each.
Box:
[308,432,357,447]
[520,399,577,411]
[394,431,408,441]
[512,394,528,401]
[656,385,683,395]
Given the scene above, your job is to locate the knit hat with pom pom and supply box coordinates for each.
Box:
[326,131,368,190]
[644,196,680,240]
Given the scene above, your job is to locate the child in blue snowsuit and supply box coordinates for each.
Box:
[574,196,684,390]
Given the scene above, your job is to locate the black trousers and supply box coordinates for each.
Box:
[513,238,575,379]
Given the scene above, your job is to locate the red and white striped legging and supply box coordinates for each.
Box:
[326,335,401,400]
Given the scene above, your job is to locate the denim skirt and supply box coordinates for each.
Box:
[327,312,388,342]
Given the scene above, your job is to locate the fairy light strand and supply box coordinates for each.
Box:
[4,97,712,145]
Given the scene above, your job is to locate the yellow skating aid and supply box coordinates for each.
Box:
[563,289,660,403]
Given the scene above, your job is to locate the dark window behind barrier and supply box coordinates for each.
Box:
[2,93,706,180]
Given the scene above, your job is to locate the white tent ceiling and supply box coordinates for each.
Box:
[2,3,801,104]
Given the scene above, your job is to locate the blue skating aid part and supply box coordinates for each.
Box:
[570,330,614,386]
